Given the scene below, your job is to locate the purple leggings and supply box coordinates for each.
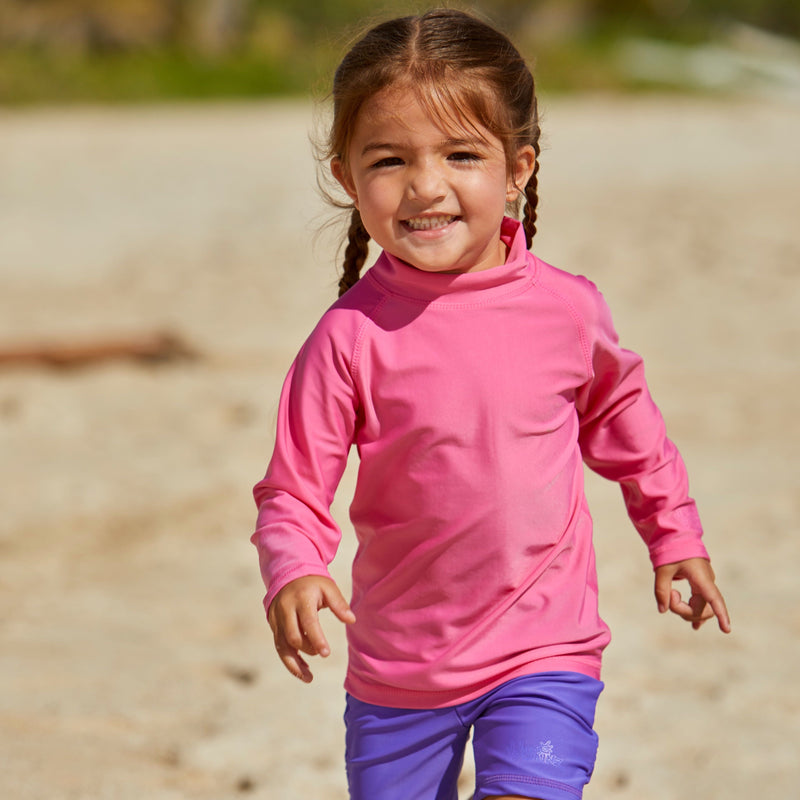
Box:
[345,671,603,800]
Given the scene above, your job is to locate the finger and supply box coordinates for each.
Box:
[321,582,356,625]
[296,601,331,658]
[685,568,732,633]
[696,585,732,633]
[688,593,714,629]
[689,592,709,618]
[654,565,678,613]
[711,595,732,633]
[268,584,328,656]
[669,589,716,629]
[275,601,307,653]
[274,631,314,683]
[668,588,707,623]
[668,588,694,620]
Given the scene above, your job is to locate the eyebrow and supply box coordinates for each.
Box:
[360,137,487,157]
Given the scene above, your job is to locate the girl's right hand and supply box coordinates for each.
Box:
[267,575,356,683]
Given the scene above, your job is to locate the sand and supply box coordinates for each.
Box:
[1,94,798,798]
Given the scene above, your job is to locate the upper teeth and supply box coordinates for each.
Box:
[405,215,455,231]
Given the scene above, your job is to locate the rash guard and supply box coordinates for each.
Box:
[251,217,708,709]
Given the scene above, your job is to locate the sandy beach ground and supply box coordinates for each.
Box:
[1,94,798,799]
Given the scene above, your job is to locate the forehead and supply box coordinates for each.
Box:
[353,85,500,148]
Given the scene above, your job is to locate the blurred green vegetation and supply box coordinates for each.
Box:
[0,0,798,104]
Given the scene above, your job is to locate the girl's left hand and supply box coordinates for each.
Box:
[654,557,731,633]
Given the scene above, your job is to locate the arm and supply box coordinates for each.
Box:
[251,314,360,670]
[575,283,728,630]
[576,289,708,564]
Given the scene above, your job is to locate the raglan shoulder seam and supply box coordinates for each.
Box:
[533,263,596,382]
[349,288,389,381]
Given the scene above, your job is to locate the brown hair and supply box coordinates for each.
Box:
[323,8,541,297]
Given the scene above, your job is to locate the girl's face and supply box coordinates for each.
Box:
[332,87,535,274]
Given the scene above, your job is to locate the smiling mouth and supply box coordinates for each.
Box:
[403,214,458,231]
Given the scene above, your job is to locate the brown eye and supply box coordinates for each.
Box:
[448,151,480,163]
[371,157,404,169]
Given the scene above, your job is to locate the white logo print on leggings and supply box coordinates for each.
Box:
[536,740,563,766]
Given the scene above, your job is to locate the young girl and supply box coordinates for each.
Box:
[251,9,730,800]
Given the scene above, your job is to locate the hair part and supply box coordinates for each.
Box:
[321,8,541,297]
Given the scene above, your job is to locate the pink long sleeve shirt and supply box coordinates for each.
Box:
[252,218,708,709]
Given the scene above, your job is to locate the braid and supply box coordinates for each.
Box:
[521,96,541,249]
[338,209,371,297]
[522,146,540,249]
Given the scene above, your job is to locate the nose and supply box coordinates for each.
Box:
[407,160,447,205]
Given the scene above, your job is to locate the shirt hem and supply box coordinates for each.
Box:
[344,655,602,710]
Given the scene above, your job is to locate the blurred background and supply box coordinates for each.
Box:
[1,2,799,800]
[1,0,800,102]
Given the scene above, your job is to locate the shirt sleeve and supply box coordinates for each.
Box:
[574,282,709,568]
[251,319,359,614]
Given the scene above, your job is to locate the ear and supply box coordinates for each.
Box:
[331,157,359,208]
[506,145,536,203]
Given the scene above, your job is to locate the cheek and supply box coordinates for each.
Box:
[358,181,397,219]
[469,167,512,200]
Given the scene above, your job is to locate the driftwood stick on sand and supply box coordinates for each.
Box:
[0,330,198,369]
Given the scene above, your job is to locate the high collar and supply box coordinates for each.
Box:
[365,217,537,304]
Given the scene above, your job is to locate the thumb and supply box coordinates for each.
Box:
[321,581,356,625]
